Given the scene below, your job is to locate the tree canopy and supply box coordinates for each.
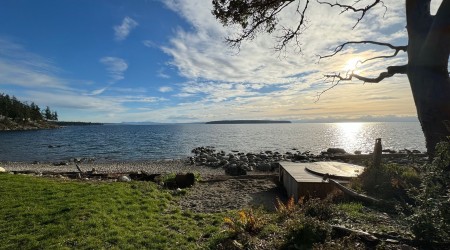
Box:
[0,93,58,122]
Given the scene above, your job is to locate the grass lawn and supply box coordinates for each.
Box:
[0,173,225,249]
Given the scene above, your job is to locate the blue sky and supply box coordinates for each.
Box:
[0,0,443,123]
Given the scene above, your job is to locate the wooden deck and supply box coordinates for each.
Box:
[279,161,365,200]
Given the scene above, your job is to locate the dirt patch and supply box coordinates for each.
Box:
[180,174,287,213]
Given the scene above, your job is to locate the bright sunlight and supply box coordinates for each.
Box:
[343,57,361,72]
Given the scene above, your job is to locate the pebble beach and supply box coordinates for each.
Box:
[1,159,225,175]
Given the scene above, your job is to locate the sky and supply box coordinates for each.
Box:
[0,0,444,123]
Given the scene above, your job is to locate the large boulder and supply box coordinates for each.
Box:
[326,148,347,154]
[255,162,271,171]
[118,175,131,182]
[0,167,6,173]
[175,173,196,188]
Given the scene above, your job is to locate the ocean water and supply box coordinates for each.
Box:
[0,122,426,163]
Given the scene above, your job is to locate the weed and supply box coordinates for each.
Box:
[223,209,263,235]
[275,196,297,216]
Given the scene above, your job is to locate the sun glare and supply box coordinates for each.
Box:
[336,122,364,150]
[343,58,361,72]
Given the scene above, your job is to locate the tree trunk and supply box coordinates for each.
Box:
[406,0,450,158]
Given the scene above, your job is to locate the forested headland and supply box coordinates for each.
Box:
[0,93,59,131]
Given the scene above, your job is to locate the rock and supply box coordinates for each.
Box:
[270,162,280,171]
[118,175,131,182]
[225,165,247,176]
[259,154,268,160]
[0,167,6,172]
[327,148,347,154]
[207,156,217,162]
[175,173,196,188]
[53,161,68,166]
[354,150,362,155]
[293,154,308,161]
[255,162,271,171]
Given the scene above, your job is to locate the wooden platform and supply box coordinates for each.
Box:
[279,162,365,200]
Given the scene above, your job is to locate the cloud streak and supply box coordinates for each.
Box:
[0,38,68,90]
[99,57,128,83]
[114,17,138,41]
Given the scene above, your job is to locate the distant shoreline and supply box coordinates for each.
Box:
[53,121,104,126]
[206,120,291,124]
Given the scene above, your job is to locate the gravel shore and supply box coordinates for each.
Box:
[1,159,225,175]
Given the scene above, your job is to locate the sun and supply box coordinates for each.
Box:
[343,58,361,72]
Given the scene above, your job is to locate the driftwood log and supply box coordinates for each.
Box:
[327,178,381,205]
[332,225,379,243]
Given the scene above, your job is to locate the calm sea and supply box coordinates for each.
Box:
[0,122,425,163]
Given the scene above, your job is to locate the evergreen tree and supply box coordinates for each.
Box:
[43,106,52,120]
[51,111,58,121]
[0,93,56,122]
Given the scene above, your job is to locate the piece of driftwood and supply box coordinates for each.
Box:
[332,225,379,243]
[75,164,84,173]
[327,179,381,205]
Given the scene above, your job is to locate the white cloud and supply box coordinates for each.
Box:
[159,86,173,93]
[99,57,128,83]
[142,40,157,48]
[157,0,420,122]
[114,17,138,41]
[87,87,108,96]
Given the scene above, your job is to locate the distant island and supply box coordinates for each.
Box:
[53,121,103,126]
[206,120,291,124]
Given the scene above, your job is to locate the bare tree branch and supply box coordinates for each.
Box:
[221,0,297,49]
[316,64,408,101]
[316,0,386,28]
[275,0,310,52]
[318,41,407,62]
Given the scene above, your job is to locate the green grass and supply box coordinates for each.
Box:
[0,173,225,249]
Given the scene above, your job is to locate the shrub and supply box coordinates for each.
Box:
[283,216,331,249]
[300,198,334,221]
[356,162,420,201]
[408,138,450,243]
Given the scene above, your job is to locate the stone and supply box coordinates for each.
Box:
[293,154,308,161]
[0,167,6,172]
[118,175,131,182]
[255,162,271,171]
[53,161,69,166]
[225,165,247,176]
[259,154,268,160]
[270,162,280,171]
[175,173,196,188]
[354,150,362,155]
[206,156,217,162]
[327,148,347,154]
